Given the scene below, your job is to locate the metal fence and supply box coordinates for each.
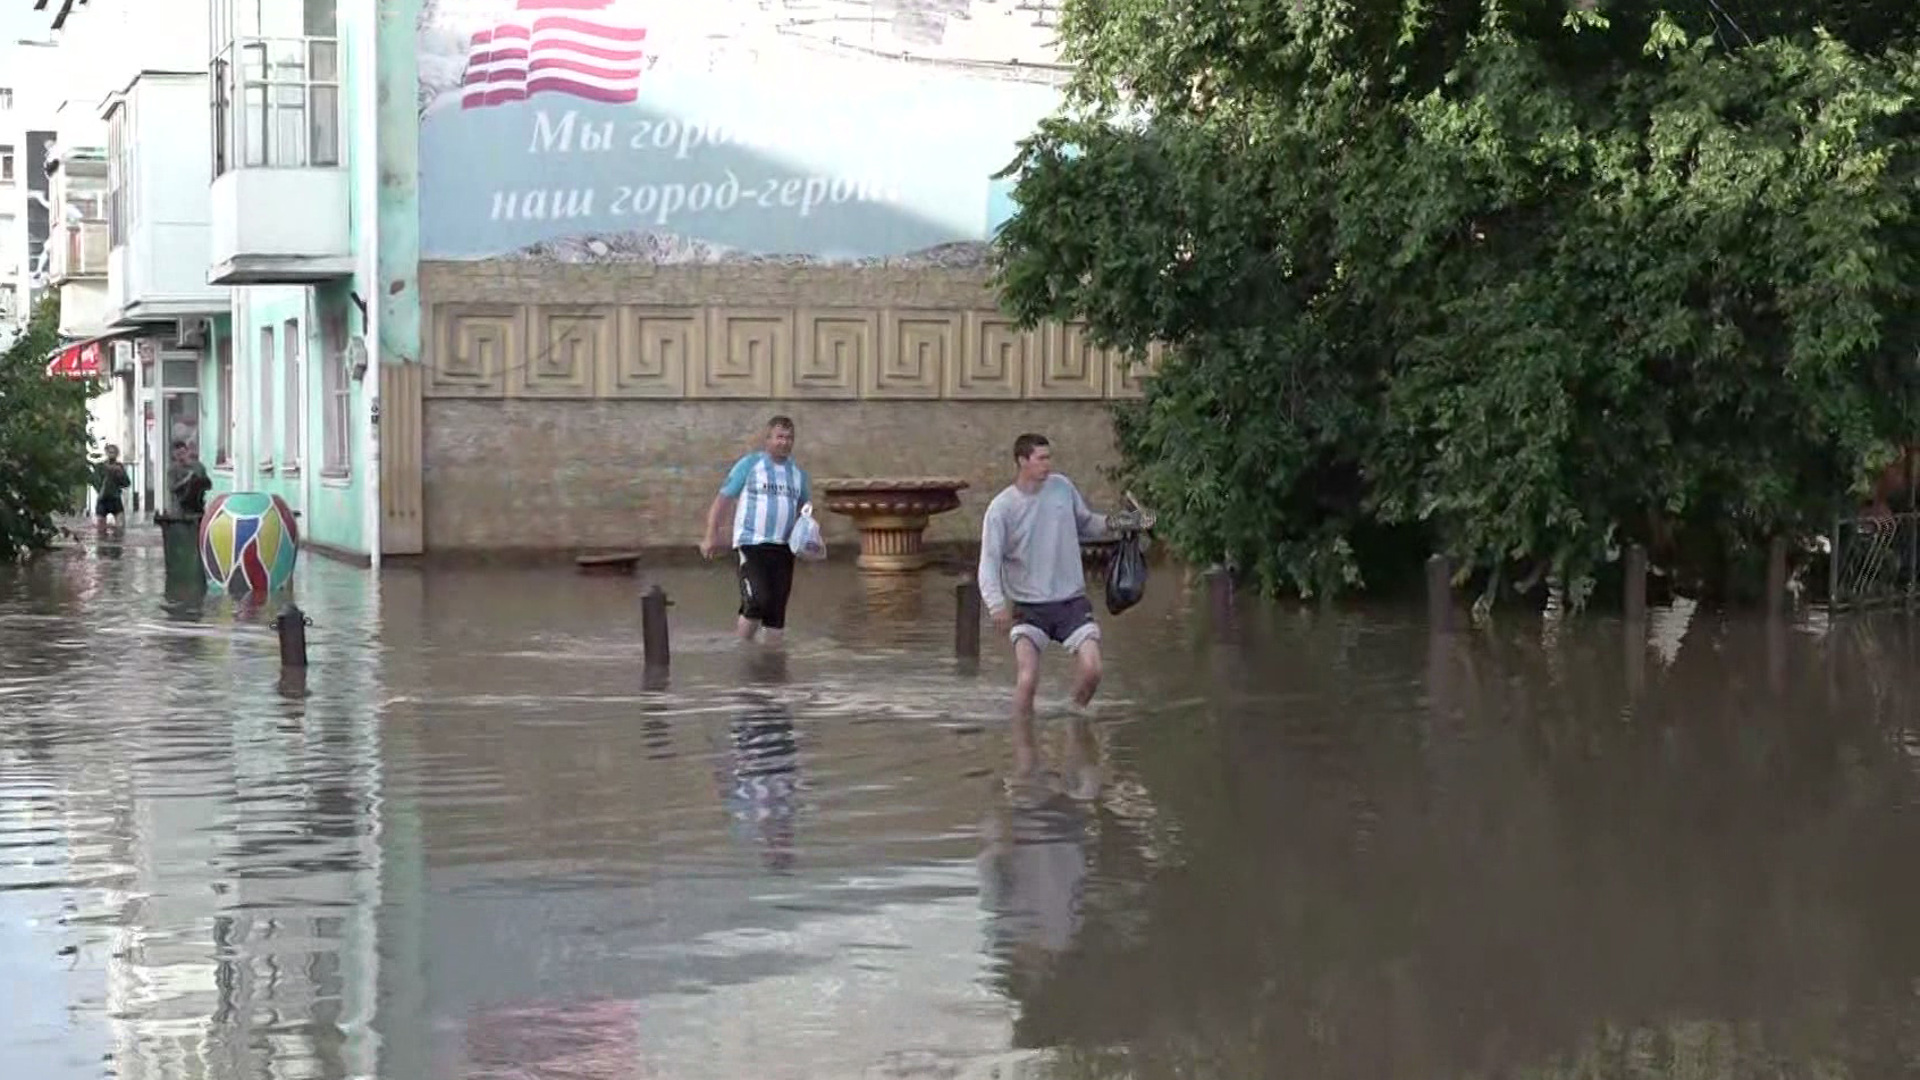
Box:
[1831,511,1920,611]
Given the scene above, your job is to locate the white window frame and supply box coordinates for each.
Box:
[0,146,14,185]
[210,0,341,176]
[282,317,302,469]
[257,325,276,469]
[321,307,350,477]
[107,111,127,248]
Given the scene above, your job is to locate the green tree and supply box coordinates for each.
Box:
[994,0,1920,604]
[0,294,97,560]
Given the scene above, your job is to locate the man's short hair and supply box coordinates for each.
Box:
[1013,433,1050,463]
[767,415,796,433]
[171,440,187,452]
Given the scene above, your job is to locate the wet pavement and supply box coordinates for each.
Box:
[5,531,1920,1079]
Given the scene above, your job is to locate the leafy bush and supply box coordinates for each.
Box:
[995,0,1920,604]
[0,295,97,560]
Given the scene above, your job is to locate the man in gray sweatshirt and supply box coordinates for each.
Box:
[978,434,1149,768]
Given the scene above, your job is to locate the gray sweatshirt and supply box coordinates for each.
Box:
[977,474,1110,612]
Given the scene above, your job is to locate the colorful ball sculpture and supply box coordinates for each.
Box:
[198,492,300,595]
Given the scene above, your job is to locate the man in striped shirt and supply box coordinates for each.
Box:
[702,416,813,643]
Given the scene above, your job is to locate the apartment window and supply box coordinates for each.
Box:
[321,307,350,475]
[217,332,235,465]
[258,326,276,466]
[210,0,340,176]
[0,146,14,185]
[0,89,13,111]
[107,112,126,247]
[320,307,350,475]
[283,318,302,467]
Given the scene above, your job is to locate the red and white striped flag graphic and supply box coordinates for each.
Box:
[462,0,648,109]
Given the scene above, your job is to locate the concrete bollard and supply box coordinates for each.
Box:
[1624,544,1648,625]
[955,577,982,659]
[642,585,672,672]
[1426,554,1452,632]
[275,605,309,669]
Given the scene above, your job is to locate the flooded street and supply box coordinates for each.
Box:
[6,535,1920,1079]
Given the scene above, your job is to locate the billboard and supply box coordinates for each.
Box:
[417,0,1066,264]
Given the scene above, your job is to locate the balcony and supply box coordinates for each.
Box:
[206,34,350,285]
[103,73,231,324]
[47,220,108,283]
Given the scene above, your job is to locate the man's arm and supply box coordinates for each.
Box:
[701,456,752,557]
[1067,478,1112,541]
[703,495,735,552]
[978,501,1010,620]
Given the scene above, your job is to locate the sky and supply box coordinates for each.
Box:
[0,4,47,44]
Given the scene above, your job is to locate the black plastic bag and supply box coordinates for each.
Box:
[1105,532,1149,615]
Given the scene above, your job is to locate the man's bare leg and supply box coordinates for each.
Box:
[1011,636,1043,776]
[736,616,761,641]
[761,627,784,646]
[1070,637,1103,709]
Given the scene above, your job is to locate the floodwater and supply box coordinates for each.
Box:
[5,533,1920,1080]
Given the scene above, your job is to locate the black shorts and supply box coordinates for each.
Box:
[737,543,797,629]
[96,495,124,517]
[1011,595,1101,652]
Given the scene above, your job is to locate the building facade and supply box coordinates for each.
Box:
[42,0,407,560]
[0,38,61,350]
[409,0,1131,556]
[42,0,1131,564]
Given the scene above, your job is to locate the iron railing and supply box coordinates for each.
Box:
[1830,511,1920,611]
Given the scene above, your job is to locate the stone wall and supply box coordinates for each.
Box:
[418,260,1150,555]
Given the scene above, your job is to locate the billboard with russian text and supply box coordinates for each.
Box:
[417,0,1066,264]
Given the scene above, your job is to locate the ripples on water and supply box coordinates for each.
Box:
[5,533,1920,1078]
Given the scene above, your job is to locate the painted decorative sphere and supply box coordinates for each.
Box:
[199,492,300,595]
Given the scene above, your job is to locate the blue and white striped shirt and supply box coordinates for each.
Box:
[722,452,811,548]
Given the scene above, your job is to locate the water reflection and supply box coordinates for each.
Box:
[980,783,1089,996]
[721,648,801,872]
[7,533,1920,1079]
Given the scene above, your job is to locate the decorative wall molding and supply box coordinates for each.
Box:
[425,301,1153,401]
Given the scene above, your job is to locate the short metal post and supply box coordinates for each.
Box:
[642,585,671,671]
[955,577,982,659]
[1830,516,1845,610]
[1767,536,1789,620]
[1624,544,1648,626]
[276,605,309,669]
[1426,554,1452,632]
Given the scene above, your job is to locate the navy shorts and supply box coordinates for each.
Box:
[1010,595,1101,653]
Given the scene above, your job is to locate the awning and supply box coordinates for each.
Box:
[44,328,135,379]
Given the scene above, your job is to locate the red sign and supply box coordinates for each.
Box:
[45,341,104,379]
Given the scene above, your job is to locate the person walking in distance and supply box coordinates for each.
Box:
[92,444,131,534]
[701,416,813,644]
[978,434,1150,775]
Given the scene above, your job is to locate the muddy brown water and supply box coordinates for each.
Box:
[4,532,1920,1079]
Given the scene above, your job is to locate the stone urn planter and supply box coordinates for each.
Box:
[817,478,969,573]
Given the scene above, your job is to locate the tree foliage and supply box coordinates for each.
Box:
[0,294,96,561]
[994,0,1920,604]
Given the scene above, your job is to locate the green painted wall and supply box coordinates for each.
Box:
[196,0,390,561]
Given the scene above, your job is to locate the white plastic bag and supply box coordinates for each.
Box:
[789,504,827,562]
